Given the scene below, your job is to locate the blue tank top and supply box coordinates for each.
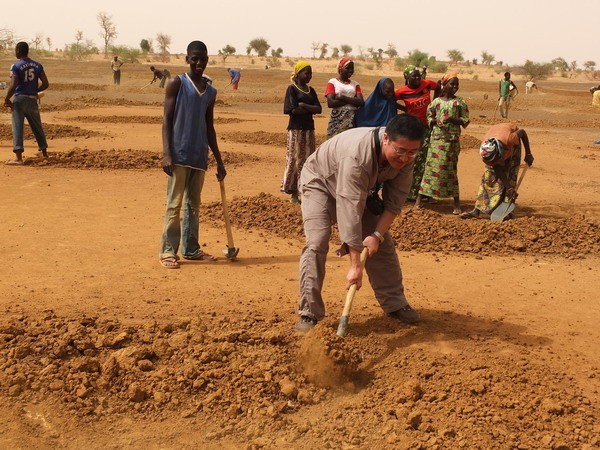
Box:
[11,58,44,96]
[171,74,217,170]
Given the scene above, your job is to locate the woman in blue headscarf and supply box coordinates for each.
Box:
[354,78,397,127]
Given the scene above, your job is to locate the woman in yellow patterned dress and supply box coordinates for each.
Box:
[414,74,469,214]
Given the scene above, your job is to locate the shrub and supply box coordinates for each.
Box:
[109,45,141,63]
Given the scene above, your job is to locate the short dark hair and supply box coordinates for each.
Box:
[385,114,424,141]
[16,41,29,56]
[187,41,207,55]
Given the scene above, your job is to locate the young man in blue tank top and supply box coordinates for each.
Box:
[4,41,49,165]
[159,40,227,268]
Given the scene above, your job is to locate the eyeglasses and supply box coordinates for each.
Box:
[390,144,419,158]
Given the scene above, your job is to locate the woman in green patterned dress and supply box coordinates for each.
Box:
[414,74,469,214]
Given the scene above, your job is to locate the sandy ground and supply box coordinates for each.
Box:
[0,55,599,449]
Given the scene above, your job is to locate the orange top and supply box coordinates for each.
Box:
[483,123,520,161]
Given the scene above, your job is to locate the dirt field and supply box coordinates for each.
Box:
[1,55,599,449]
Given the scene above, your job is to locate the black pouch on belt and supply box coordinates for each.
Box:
[365,127,384,216]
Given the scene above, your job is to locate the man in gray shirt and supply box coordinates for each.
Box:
[297,114,424,331]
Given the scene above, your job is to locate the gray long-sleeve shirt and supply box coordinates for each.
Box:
[300,126,413,250]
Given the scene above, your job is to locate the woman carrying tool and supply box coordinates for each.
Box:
[282,61,322,204]
[395,65,440,200]
[460,124,534,219]
[324,57,364,138]
[415,74,469,214]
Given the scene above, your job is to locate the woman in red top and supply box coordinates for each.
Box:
[395,65,440,200]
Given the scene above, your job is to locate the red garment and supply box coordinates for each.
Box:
[395,79,438,125]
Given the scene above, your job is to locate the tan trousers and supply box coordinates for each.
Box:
[298,185,409,321]
[498,95,511,118]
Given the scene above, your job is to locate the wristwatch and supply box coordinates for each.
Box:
[372,231,384,243]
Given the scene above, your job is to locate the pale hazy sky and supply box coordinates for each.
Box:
[3,0,597,66]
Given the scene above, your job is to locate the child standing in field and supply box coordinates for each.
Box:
[159,40,227,269]
[282,61,322,204]
[415,74,469,214]
[498,71,518,118]
[325,57,364,138]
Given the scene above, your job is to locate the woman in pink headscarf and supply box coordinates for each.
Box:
[324,57,364,138]
[415,74,470,214]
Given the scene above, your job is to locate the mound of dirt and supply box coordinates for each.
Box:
[58,116,250,126]
[461,134,482,149]
[70,115,163,124]
[1,312,598,449]
[41,96,163,112]
[203,193,600,258]
[214,117,254,125]
[221,131,326,148]
[22,149,260,170]
[0,124,102,141]
[50,83,106,91]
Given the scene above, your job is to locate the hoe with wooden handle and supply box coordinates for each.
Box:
[219,179,239,260]
[336,248,368,337]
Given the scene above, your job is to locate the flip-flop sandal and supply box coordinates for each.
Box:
[160,257,180,269]
[5,160,24,166]
[183,253,217,261]
[459,211,477,219]
[453,209,462,215]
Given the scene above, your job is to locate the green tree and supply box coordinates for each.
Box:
[319,43,328,59]
[481,50,494,65]
[97,11,117,57]
[140,39,152,54]
[570,60,578,71]
[331,47,340,59]
[406,49,429,67]
[384,43,398,60]
[446,49,464,65]
[519,60,553,80]
[218,45,236,62]
[110,45,141,63]
[368,47,384,69]
[247,37,270,57]
[552,57,568,71]
[584,60,596,71]
[271,47,283,58]
[340,44,352,56]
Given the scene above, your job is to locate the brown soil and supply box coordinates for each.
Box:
[0,123,103,140]
[1,56,599,449]
[21,149,260,170]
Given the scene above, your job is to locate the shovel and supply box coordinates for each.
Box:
[219,179,240,260]
[336,248,369,337]
[490,165,529,222]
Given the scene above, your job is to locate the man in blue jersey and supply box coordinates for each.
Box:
[159,40,227,269]
[4,42,49,165]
